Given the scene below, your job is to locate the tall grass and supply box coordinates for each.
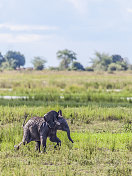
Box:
[1,71,132,105]
[0,104,132,126]
[0,123,131,175]
[0,71,132,175]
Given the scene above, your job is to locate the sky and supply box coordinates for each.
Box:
[0,0,132,67]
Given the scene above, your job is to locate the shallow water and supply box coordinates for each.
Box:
[0,96,28,99]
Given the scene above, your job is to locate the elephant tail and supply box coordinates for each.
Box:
[22,114,28,127]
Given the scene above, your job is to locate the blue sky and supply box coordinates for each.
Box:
[0,0,132,67]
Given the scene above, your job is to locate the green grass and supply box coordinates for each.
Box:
[0,105,132,125]
[1,70,132,105]
[0,126,131,175]
[0,104,131,176]
[0,71,132,175]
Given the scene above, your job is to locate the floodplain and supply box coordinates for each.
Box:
[0,71,132,176]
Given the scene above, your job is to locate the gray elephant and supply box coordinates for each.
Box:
[14,110,73,152]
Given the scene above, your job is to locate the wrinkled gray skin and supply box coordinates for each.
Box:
[14,110,73,152]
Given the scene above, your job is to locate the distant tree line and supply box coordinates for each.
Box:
[0,49,131,71]
[90,52,129,72]
[0,51,25,70]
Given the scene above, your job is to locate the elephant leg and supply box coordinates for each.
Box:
[14,137,33,150]
[50,136,61,149]
[15,129,31,150]
[40,136,47,153]
[35,141,41,152]
[14,141,23,150]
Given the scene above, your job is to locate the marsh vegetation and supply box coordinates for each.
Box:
[0,71,132,176]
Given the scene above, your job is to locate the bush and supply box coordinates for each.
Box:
[108,63,124,71]
[71,61,85,71]
[85,67,94,72]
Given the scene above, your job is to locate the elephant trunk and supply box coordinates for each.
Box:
[66,129,74,143]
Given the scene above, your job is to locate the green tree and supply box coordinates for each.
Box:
[0,52,5,66]
[90,52,129,71]
[71,61,85,70]
[32,57,46,70]
[4,51,25,69]
[1,58,16,70]
[108,63,123,71]
[112,55,128,70]
[112,55,123,63]
[57,49,77,69]
[91,52,112,71]
[59,59,71,70]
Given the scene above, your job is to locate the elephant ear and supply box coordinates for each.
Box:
[44,111,57,128]
[58,110,62,117]
[44,113,48,122]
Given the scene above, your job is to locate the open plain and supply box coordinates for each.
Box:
[0,71,132,176]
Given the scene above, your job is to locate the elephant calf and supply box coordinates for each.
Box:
[14,110,73,152]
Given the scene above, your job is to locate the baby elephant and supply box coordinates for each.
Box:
[14,110,73,152]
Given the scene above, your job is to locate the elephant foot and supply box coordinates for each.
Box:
[14,145,19,150]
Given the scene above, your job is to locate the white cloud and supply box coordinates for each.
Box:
[66,0,88,14]
[65,0,106,14]
[66,0,132,16]
[0,23,58,32]
[127,8,132,13]
[0,33,53,43]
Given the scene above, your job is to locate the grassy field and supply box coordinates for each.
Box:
[0,70,132,176]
